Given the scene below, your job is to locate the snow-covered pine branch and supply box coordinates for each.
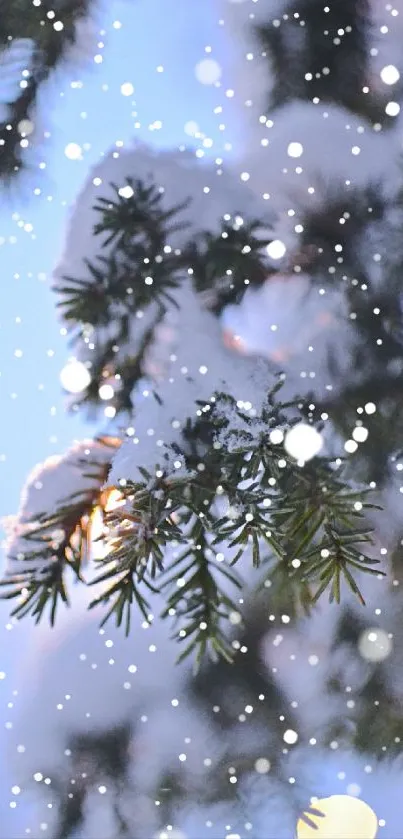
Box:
[3,437,119,572]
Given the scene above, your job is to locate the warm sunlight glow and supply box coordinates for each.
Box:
[102,487,125,513]
[89,506,109,560]
[89,489,125,559]
[296,794,378,839]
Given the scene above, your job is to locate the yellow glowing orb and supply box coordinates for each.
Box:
[296,795,378,839]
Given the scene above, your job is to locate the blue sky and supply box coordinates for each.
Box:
[0,0,242,828]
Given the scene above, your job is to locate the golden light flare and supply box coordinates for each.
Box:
[87,506,106,559]
[101,486,126,513]
[96,434,122,451]
[88,487,125,559]
[296,795,378,839]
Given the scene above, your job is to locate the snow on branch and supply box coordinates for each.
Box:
[52,145,274,416]
[1,435,121,623]
[101,372,382,664]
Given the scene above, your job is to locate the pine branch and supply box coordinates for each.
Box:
[0,0,93,180]
[286,175,403,484]
[353,669,403,757]
[54,177,193,416]
[77,384,382,665]
[326,610,403,758]
[92,178,191,250]
[0,435,121,623]
[292,181,385,281]
[66,308,166,416]
[313,373,403,486]
[186,215,275,314]
[256,0,394,126]
[55,179,277,416]
[56,178,188,328]
[160,522,243,668]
